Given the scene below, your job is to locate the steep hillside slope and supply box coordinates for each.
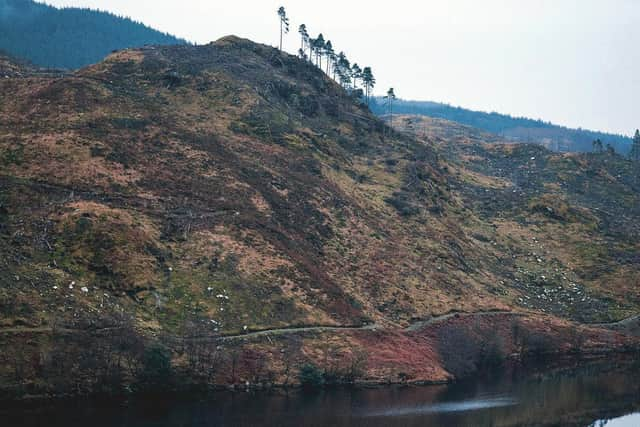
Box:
[0,39,637,398]
[0,0,187,69]
[396,115,640,322]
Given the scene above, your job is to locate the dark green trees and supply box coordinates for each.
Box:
[313,34,326,68]
[324,40,334,74]
[0,0,186,69]
[277,12,376,106]
[277,7,290,52]
[298,363,325,388]
[362,67,376,105]
[631,130,640,161]
[298,24,309,59]
[592,139,603,153]
[336,52,351,88]
[351,63,362,88]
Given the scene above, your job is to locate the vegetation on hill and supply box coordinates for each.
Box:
[279,6,377,104]
[396,115,640,322]
[0,38,638,399]
[372,98,633,154]
[0,0,187,69]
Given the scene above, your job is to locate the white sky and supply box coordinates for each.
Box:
[42,0,639,135]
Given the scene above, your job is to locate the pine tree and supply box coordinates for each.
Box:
[308,37,316,63]
[384,88,397,127]
[277,7,289,52]
[314,34,325,68]
[336,52,352,88]
[298,24,309,58]
[592,139,603,153]
[351,63,362,89]
[362,67,376,105]
[324,40,334,74]
[631,130,640,161]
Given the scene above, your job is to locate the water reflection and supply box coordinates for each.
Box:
[361,395,518,417]
[3,360,640,427]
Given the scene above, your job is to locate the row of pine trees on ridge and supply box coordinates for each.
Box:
[277,6,396,116]
[278,7,639,148]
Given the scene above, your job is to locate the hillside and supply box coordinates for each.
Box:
[0,0,186,69]
[395,115,640,321]
[0,51,32,76]
[372,98,633,154]
[0,38,638,398]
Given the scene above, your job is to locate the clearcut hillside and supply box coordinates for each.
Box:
[0,39,638,398]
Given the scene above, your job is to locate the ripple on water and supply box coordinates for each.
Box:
[361,396,518,418]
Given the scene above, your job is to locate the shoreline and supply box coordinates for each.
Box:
[2,351,637,407]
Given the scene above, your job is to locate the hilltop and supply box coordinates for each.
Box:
[0,38,638,398]
[372,98,633,154]
[0,0,187,69]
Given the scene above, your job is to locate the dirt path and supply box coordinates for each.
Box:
[591,315,640,328]
[0,312,520,340]
[590,315,640,336]
[3,311,637,340]
[405,310,520,332]
[218,323,380,342]
[220,310,519,341]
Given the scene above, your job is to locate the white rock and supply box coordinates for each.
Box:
[81,287,89,293]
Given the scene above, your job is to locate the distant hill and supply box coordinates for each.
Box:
[0,0,187,69]
[371,97,633,154]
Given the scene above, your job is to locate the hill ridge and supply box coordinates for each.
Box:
[373,97,633,154]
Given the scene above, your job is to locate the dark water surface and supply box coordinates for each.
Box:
[3,361,640,427]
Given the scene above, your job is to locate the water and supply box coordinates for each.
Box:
[3,361,639,427]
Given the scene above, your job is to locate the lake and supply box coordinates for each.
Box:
[3,359,639,427]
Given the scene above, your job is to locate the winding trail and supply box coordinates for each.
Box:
[2,311,638,341]
[591,315,640,328]
[219,323,379,342]
[213,310,519,342]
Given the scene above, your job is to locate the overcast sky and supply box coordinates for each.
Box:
[43,0,639,135]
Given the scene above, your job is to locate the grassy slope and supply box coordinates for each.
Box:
[0,42,638,395]
[395,115,640,322]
